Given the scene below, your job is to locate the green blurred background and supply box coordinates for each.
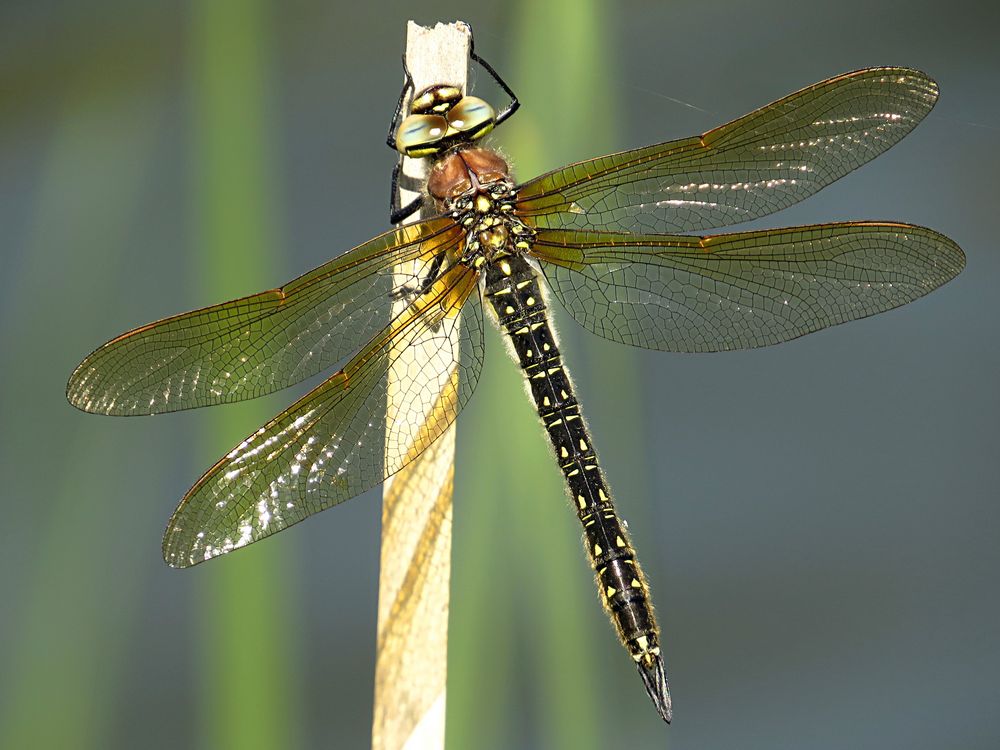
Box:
[1,1,997,748]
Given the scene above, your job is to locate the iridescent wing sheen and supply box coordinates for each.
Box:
[162,262,484,567]
[515,68,938,234]
[530,223,964,353]
[66,218,464,415]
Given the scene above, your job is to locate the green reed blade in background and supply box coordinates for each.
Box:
[189,2,302,748]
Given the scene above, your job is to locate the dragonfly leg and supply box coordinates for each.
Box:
[390,249,448,303]
[385,53,426,223]
[390,197,424,225]
[468,25,519,126]
[389,160,426,223]
[386,53,414,149]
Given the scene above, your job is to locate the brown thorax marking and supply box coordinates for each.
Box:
[427,147,509,201]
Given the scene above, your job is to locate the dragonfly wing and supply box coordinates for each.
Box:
[516,68,938,233]
[67,218,464,415]
[162,262,484,567]
[531,224,964,352]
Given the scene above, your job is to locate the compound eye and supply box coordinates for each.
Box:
[446,96,496,139]
[395,113,449,156]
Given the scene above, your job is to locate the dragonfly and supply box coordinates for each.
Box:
[67,41,964,724]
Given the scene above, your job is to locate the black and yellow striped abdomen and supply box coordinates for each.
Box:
[482,253,672,722]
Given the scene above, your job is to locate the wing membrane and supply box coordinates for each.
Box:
[67,218,464,415]
[162,262,484,567]
[516,68,938,233]
[531,224,964,352]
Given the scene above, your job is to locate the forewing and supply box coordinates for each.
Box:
[67,218,464,415]
[162,262,484,567]
[516,68,938,233]
[531,224,964,352]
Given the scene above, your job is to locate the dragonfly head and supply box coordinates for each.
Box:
[395,85,497,157]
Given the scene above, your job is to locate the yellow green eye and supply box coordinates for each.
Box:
[446,96,496,139]
[395,113,449,156]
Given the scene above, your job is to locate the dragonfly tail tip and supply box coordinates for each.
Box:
[637,654,673,723]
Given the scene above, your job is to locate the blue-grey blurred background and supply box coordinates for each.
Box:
[1,1,997,748]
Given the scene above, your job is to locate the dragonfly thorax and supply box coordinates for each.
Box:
[423,146,534,266]
[456,195,534,267]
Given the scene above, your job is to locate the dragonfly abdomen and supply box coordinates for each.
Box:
[483,253,672,722]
